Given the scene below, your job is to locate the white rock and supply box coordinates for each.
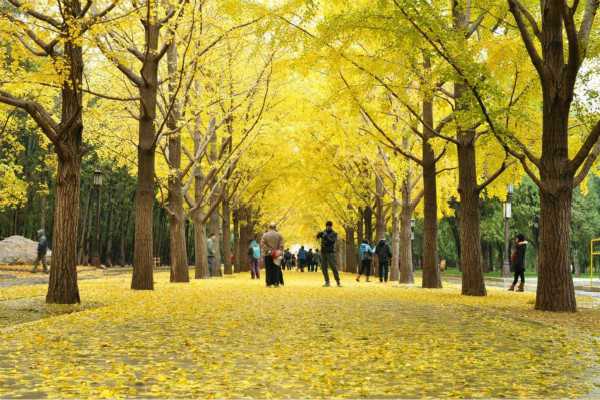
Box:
[0,235,52,265]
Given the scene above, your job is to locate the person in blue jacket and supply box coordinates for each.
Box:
[355,240,374,282]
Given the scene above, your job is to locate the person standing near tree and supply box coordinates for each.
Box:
[260,223,285,288]
[248,239,261,279]
[375,239,393,283]
[356,240,374,282]
[32,229,49,273]
[207,233,217,276]
[508,234,528,292]
[317,221,341,287]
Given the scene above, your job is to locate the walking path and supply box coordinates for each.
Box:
[0,271,598,398]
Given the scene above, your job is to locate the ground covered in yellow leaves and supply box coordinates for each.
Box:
[0,271,599,398]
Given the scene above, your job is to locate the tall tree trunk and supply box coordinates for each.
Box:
[208,130,222,277]
[537,166,576,310]
[166,35,189,283]
[193,213,209,279]
[399,204,414,284]
[131,19,160,290]
[102,195,114,267]
[233,206,240,272]
[223,197,233,274]
[364,206,373,244]
[357,208,364,244]
[390,199,400,281]
[77,189,91,265]
[344,225,356,273]
[375,175,386,241]
[421,92,441,288]
[457,134,486,296]
[239,206,250,272]
[46,15,84,304]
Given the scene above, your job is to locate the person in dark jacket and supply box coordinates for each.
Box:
[307,249,314,272]
[32,229,49,273]
[317,221,341,287]
[509,234,527,292]
[297,246,307,272]
[375,239,393,283]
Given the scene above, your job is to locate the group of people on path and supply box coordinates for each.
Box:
[251,221,342,287]
[356,239,393,283]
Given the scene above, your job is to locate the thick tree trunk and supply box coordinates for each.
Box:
[375,176,386,241]
[166,38,189,283]
[390,199,400,281]
[357,208,364,244]
[131,18,161,290]
[193,213,209,279]
[233,206,240,272]
[46,23,84,304]
[399,205,414,284]
[364,206,373,244]
[421,95,441,288]
[344,225,356,273]
[457,137,486,296]
[77,189,91,265]
[47,155,81,304]
[223,197,233,275]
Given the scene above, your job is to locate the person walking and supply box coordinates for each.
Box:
[248,239,261,279]
[260,223,285,287]
[375,239,392,283]
[298,246,307,272]
[317,221,341,287]
[313,249,321,272]
[207,233,217,276]
[355,240,374,282]
[31,229,49,273]
[283,249,292,270]
[508,234,528,292]
[307,249,314,272]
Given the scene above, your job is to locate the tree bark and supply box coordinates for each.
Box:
[233,206,240,272]
[375,175,386,241]
[364,206,373,244]
[131,17,161,290]
[421,94,441,288]
[399,203,414,284]
[166,35,189,283]
[344,225,356,273]
[390,199,400,281]
[223,196,233,274]
[193,213,209,279]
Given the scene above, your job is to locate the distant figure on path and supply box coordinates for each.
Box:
[317,221,341,287]
[508,234,527,292]
[375,239,392,283]
[31,229,49,273]
[313,249,321,272]
[248,239,261,279]
[307,249,314,272]
[283,249,292,270]
[298,246,307,272]
[261,223,285,287]
[356,240,374,282]
[207,233,217,276]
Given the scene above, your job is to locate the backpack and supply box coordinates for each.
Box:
[252,245,260,259]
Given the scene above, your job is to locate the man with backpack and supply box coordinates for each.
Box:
[355,240,374,282]
[317,221,341,287]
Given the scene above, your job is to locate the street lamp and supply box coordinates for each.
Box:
[91,169,103,268]
[502,184,513,278]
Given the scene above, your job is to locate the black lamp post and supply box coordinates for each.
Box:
[502,184,513,278]
[91,169,103,268]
